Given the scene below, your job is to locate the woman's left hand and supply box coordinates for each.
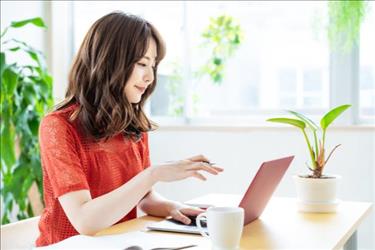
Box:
[168,202,204,225]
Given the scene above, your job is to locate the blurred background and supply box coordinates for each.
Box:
[1,1,374,249]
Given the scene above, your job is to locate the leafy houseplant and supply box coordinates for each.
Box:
[327,0,368,52]
[165,61,185,117]
[163,15,243,116]
[198,15,243,85]
[267,104,351,179]
[1,17,53,224]
[267,105,351,212]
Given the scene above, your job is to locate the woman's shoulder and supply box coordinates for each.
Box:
[141,131,148,138]
[40,104,79,133]
[137,131,149,146]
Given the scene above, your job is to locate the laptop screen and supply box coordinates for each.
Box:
[239,156,294,225]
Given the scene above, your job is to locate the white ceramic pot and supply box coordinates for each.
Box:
[293,174,341,213]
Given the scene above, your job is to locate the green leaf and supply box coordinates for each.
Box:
[2,212,11,224]
[27,50,39,62]
[2,66,19,96]
[22,175,34,197]
[25,49,43,67]
[11,163,30,199]
[0,118,16,170]
[287,110,320,159]
[213,57,222,66]
[0,52,5,77]
[23,83,37,106]
[43,73,53,89]
[28,115,40,136]
[10,17,46,28]
[267,118,306,129]
[320,104,351,129]
[287,110,319,131]
[9,47,21,52]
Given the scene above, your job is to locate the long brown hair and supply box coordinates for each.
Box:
[55,12,165,140]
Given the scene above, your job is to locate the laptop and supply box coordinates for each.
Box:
[147,155,294,234]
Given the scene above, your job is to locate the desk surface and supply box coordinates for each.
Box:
[97,194,372,250]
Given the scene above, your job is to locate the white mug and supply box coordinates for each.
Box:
[196,207,244,250]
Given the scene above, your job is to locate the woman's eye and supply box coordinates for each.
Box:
[137,62,147,67]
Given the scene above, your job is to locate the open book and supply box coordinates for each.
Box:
[34,231,205,249]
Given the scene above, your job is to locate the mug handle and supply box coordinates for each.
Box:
[196,212,209,237]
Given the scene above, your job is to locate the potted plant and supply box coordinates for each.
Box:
[1,17,53,223]
[267,104,351,212]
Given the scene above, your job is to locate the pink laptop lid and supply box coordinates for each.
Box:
[239,155,294,225]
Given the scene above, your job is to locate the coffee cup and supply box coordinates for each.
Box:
[196,206,244,250]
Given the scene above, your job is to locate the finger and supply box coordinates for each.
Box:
[170,209,191,224]
[180,207,205,216]
[187,154,210,163]
[190,171,207,181]
[212,166,224,172]
[189,162,220,175]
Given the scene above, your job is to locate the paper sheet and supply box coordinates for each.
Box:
[34,231,207,249]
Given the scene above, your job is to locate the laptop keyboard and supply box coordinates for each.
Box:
[167,215,207,228]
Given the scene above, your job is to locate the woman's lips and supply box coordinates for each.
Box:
[135,86,146,93]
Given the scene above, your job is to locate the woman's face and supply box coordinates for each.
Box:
[125,38,157,104]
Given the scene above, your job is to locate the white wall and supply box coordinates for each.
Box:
[150,126,375,249]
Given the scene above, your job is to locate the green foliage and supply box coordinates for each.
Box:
[1,17,53,224]
[198,15,244,85]
[267,105,351,178]
[165,61,185,117]
[164,62,200,117]
[266,118,306,129]
[163,15,243,117]
[320,104,352,130]
[328,0,368,52]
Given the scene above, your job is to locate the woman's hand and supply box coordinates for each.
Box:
[168,202,205,225]
[149,155,223,183]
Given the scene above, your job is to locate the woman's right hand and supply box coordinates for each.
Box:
[149,155,224,183]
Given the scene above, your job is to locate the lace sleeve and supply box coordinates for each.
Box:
[39,115,89,198]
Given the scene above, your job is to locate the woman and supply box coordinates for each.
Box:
[36,12,222,246]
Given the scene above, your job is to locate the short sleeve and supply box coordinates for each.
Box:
[141,132,151,169]
[39,115,89,198]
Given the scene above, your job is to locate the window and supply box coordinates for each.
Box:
[184,2,329,119]
[360,2,375,122]
[68,1,372,125]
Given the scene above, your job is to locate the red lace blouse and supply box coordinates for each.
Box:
[35,104,150,246]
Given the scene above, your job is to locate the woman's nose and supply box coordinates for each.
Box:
[144,68,154,85]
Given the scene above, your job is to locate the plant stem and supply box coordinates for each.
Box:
[324,144,341,166]
[301,128,316,169]
[313,130,319,160]
[322,129,326,151]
